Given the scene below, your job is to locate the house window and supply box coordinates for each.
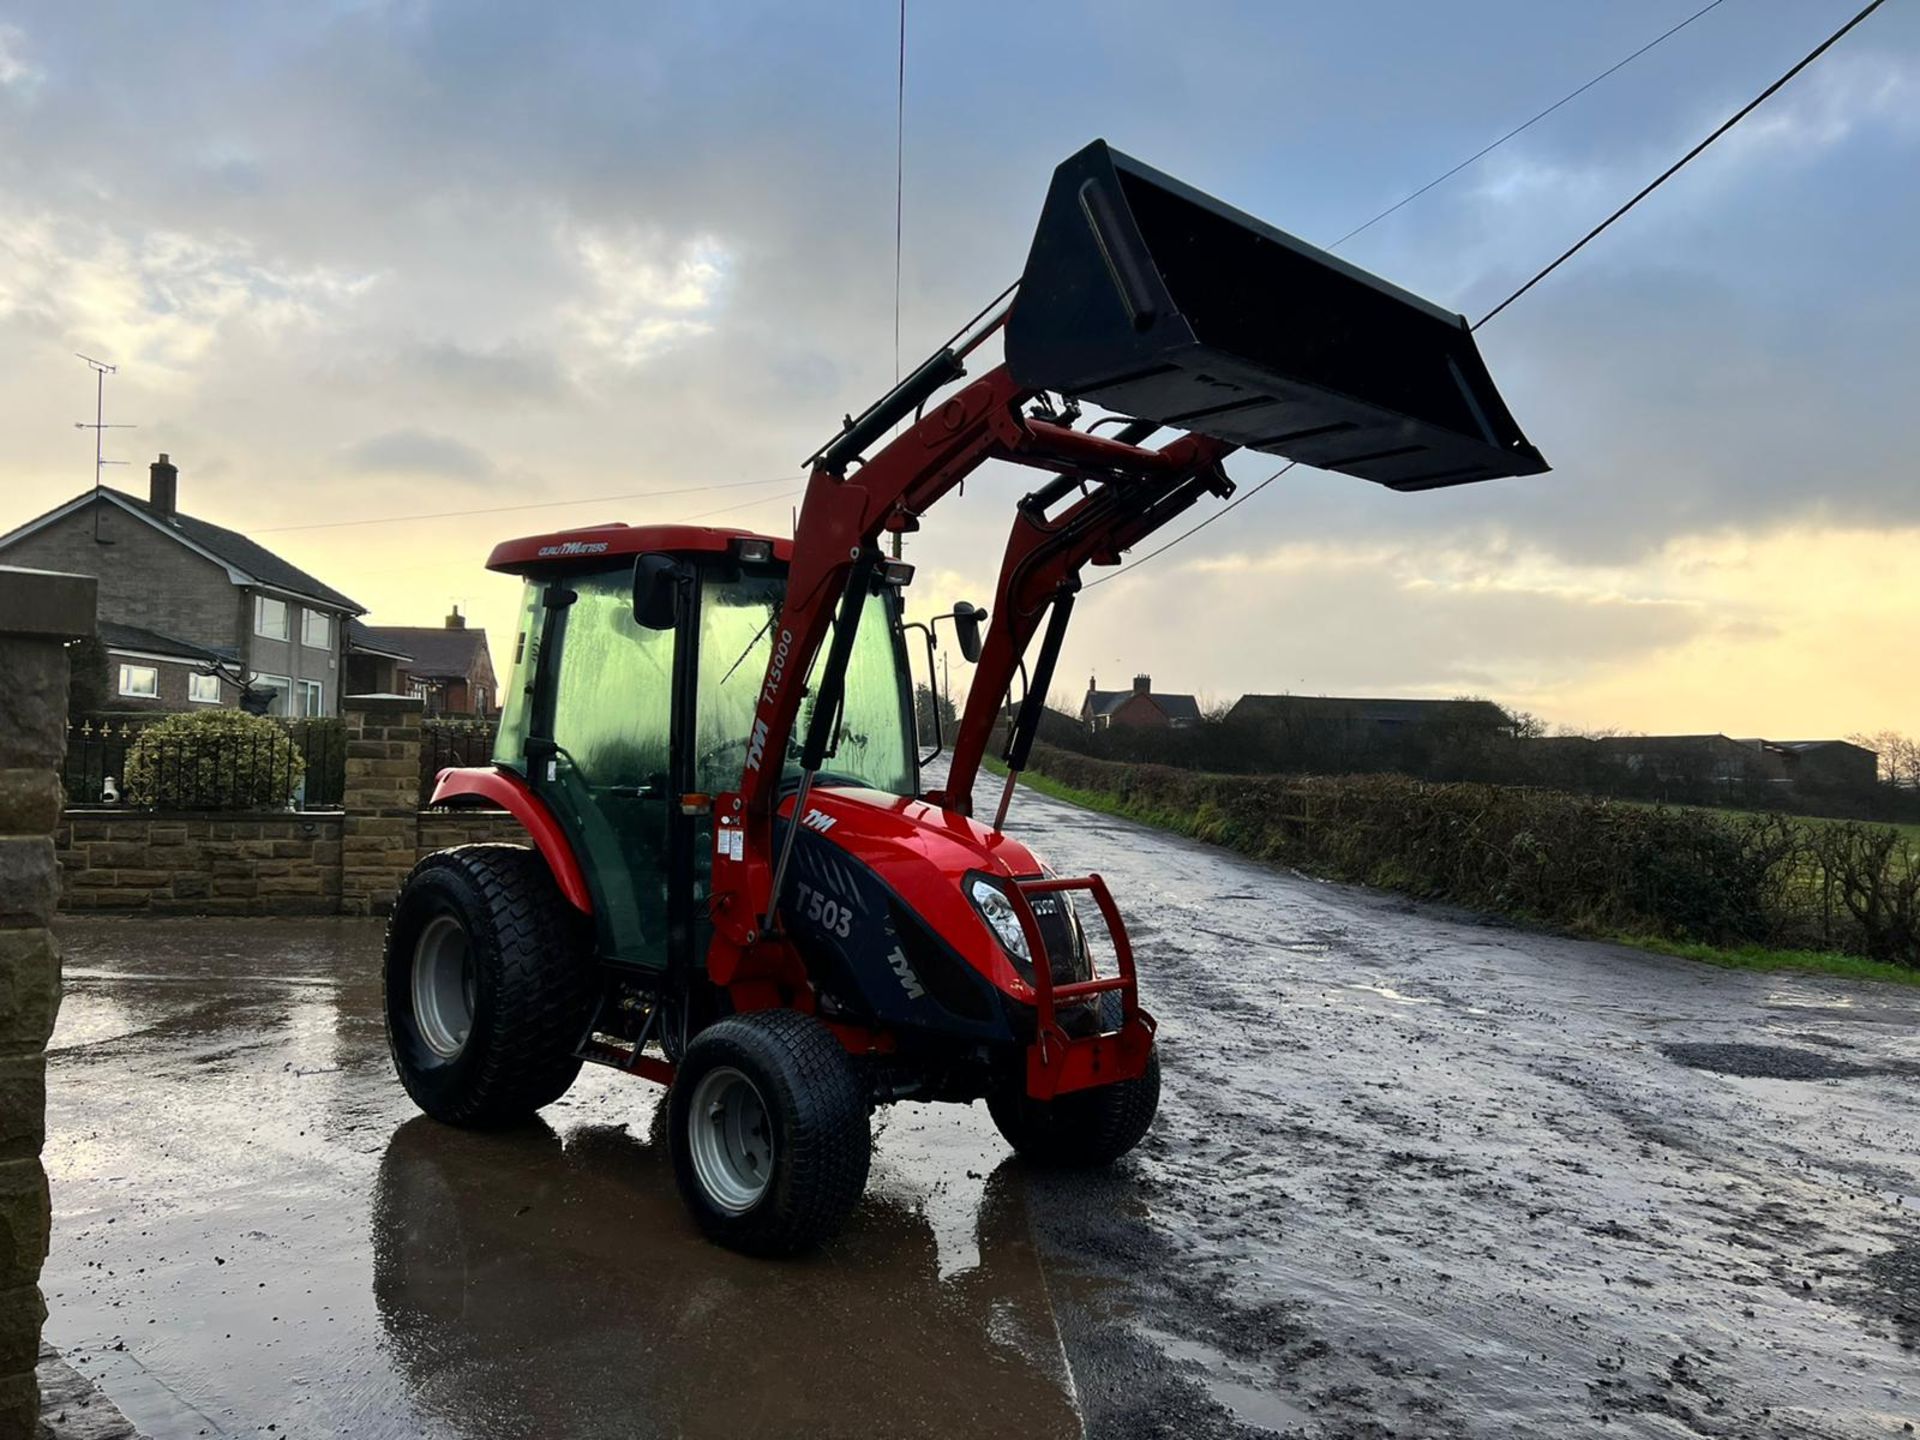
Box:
[255,596,289,641]
[252,674,293,716]
[301,610,331,649]
[297,679,324,716]
[118,664,159,698]
[474,687,488,714]
[188,672,222,704]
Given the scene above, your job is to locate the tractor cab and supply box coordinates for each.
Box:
[477,526,923,978]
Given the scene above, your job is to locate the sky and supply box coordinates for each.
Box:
[2,1,1917,739]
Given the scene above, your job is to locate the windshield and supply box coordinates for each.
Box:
[695,567,916,797]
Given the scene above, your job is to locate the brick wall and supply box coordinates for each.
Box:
[0,564,95,1432]
[55,813,344,915]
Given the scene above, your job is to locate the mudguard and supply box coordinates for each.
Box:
[428,767,593,914]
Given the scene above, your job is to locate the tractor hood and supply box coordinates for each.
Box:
[774,786,1054,1022]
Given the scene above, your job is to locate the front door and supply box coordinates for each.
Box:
[531,568,679,972]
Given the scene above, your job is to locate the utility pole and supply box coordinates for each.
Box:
[74,354,134,541]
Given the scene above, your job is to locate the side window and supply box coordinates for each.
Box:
[492,584,544,771]
[550,571,673,785]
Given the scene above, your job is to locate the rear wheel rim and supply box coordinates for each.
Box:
[687,1066,774,1214]
[412,914,474,1059]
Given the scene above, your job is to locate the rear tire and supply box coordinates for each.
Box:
[990,993,1160,1166]
[668,1011,871,1256]
[384,845,593,1127]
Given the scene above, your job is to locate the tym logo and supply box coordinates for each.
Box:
[801,809,836,833]
[743,718,771,772]
[886,946,925,1000]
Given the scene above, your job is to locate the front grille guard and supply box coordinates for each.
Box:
[1005,874,1155,1100]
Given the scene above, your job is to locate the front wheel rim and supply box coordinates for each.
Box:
[411,914,475,1059]
[687,1066,774,1214]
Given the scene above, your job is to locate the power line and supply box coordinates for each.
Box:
[252,475,792,534]
[1331,0,1730,249]
[890,0,909,563]
[1474,0,1888,330]
[1090,0,1888,591]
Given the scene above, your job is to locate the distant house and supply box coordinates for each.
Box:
[1522,734,1879,795]
[349,608,498,717]
[1227,694,1513,738]
[1081,674,1202,731]
[0,455,363,716]
[1756,739,1879,791]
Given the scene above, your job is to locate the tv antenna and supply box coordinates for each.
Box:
[75,354,135,542]
[73,359,135,495]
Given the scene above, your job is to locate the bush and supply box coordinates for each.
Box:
[1021,745,1920,969]
[124,708,306,811]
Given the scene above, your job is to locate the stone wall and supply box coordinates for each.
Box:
[54,813,344,915]
[341,696,425,916]
[49,691,528,916]
[416,810,524,853]
[0,563,95,1433]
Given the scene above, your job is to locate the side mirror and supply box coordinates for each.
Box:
[951,601,986,664]
[632,554,681,631]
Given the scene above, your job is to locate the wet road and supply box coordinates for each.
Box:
[43,771,1920,1438]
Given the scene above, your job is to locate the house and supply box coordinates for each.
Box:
[349,608,498,717]
[1226,694,1513,737]
[1081,674,1202,731]
[1522,734,1879,795]
[0,456,363,716]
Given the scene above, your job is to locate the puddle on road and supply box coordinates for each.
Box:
[1341,982,1434,1006]
[1141,1325,1315,1434]
[43,918,1080,1440]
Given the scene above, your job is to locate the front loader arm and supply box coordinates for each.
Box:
[934,430,1237,814]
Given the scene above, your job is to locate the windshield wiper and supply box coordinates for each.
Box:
[719,611,778,688]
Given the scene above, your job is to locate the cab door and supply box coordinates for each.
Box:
[527,567,682,972]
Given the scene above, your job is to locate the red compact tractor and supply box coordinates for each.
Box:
[383,141,1547,1254]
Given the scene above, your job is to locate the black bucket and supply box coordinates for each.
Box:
[1005,141,1548,490]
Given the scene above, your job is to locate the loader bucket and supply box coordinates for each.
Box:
[1005,141,1548,490]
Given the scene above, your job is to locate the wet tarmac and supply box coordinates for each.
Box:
[41,767,1920,1438]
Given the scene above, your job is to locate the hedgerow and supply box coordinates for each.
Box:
[1022,745,1919,967]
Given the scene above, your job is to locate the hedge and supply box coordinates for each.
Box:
[1020,745,1920,968]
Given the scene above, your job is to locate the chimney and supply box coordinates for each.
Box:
[445,605,465,630]
[1134,673,1151,696]
[149,454,178,518]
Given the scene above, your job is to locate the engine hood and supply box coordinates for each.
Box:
[779,785,1047,1002]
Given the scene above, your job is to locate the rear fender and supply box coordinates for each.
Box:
[428,767,592,914]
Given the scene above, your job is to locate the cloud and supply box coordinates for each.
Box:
[564,227,729,367]
[340,428,498,482]
[0,24,41,96]
[0,205,376,382]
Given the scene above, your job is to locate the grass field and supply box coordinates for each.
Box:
[995,757,1920,989]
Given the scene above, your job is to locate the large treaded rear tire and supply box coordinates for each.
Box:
[668,1011,871,1256]
[383,844,593,1127]
[989,993,1160,1166]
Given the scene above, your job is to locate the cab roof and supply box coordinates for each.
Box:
[487,523,794,575]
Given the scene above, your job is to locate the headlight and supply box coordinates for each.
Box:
[967,877,1031,963]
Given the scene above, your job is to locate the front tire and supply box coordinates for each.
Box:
[668,1011,871,1256]
[383,845,593,1127]
[990,993,1160,1166]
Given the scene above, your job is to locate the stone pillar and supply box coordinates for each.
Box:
[0,565,96,1434]
[341,695,424,915]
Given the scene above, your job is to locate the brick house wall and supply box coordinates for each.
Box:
[1108,693,1173,728]
[103,653,243,711]
[2,505,235,653]
[2,502,351,716]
